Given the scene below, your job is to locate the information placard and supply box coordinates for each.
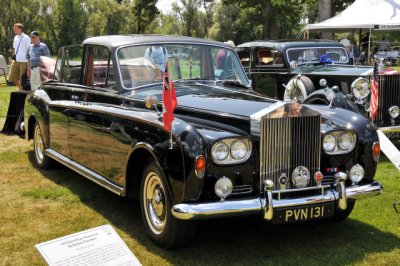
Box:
[35,224,141,266]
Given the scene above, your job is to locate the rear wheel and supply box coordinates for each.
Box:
[33,122,53,169]
[140,161,197,249]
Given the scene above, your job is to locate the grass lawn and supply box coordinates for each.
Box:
[0,84,399,265]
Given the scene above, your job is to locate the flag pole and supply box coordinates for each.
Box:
[167,58,175,149]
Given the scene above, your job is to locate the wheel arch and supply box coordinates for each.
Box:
[124,143,174,201]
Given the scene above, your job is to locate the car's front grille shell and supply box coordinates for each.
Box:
[259,109,321,191]
[370,74,400,126]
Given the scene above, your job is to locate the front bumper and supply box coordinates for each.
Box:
[171,181,383,221]
[379,125,400,139]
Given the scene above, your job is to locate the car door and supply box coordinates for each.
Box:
[66,45,109,174]
[46,45,84,158]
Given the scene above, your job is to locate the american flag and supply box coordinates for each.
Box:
[370,78,378,122]
[162,63,177,132]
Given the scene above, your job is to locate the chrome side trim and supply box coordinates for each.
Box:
[172,182,383,220]
[45,149,124,196]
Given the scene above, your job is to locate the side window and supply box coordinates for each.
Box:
[236,48,250,68]
[56,45,83,84]
[256,48,284,67]
[84,45,114,89]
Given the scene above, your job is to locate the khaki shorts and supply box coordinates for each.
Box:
[8,61,27,82]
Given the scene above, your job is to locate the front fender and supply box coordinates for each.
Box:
[24,90,50,145]
[304,89,361,114]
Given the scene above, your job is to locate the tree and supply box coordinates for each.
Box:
[56,0,87,47]
[132,0,159,33]
[0,0,55,59]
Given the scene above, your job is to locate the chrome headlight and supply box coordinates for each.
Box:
[337,132,354,151]
[323,131,356,154]
[388,106,400,118]
[323,134,336,152]
[211,142,229,161]
[231,140,249,160]
[351,78,370,99]
[211,138,252,164]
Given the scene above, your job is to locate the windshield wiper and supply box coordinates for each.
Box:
[217,80,250,89]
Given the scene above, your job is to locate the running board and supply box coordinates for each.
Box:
[45,149,124,196]
[377,130,400,171]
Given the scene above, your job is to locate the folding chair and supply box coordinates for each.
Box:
[0,55,15,86]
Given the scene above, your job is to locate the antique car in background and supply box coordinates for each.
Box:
[236,40,400,138]
[25,35,382,248]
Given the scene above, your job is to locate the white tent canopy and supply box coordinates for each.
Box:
[305,0,400,32]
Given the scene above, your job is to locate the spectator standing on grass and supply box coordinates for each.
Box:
[27,31,50,90]
[8,23,31,90]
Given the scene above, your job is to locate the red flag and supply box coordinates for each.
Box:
[162,63,177,132]
[370,79,379,122]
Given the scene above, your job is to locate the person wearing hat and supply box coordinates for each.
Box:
[26,31,50,90]
[8,23,31,90]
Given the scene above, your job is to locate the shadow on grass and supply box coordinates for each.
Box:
[27,150,399,265]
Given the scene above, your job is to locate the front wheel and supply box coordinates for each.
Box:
[33,122,53,169]
[140,161,197,249]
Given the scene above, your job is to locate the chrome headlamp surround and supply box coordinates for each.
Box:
[351,77,370,100]
[322,131,356,155]
[211,138,252,165]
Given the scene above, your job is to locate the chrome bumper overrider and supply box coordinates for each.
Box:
[171,181,383,221]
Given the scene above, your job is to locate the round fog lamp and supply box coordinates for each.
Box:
[214,177,233,201]
[349,164,364,185]
[388,106,400,119]
[212,142,229,161]
[323,134,336,152]
[231,140,248,160]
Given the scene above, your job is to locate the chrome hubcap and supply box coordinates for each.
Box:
[143,172,167,235]
[34,126,44,164]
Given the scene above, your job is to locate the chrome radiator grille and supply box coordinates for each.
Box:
[259,113,321,191]
[372,74,400,126]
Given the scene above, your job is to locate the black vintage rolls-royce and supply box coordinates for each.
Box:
[24,35,382,248]
[236,40,400,139]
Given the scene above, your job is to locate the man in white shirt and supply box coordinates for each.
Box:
[8,23,31,90]
[144,45,168,72]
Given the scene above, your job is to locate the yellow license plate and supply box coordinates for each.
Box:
[273,203,335,223]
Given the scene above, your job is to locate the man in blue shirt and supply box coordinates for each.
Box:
[26,31,50,90]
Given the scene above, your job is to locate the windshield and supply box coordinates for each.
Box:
[287,47,349,65]
[117,44,249,89]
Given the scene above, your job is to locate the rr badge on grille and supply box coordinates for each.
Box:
[292,166,310,188]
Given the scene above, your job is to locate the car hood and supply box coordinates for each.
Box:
[125,82,373,136]
[127,82,277,118]
[298,64,373,76]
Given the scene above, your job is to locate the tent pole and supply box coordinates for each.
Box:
[352,29,355,66]
[368,26,372,65]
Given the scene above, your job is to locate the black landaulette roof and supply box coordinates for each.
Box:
[83,34,229,49]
